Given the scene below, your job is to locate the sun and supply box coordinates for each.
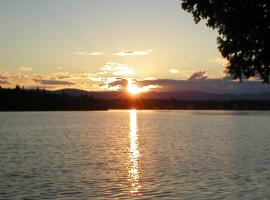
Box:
[127,84,142,95]
[126,79,146,95]
[126,79,156,95]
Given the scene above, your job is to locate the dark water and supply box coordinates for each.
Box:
[1,110,270,199]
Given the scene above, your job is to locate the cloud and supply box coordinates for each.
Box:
[38,80,76,86]
[100,62,134,76]
[107,78,128,88]
[0,70,43,88]
[19,66,32,71]
[75,51,104,56]
[0,70,9,80]
[0,69,91,89]
[168,69,204,79]
[2,66,269,95]
[208,57,229,67]
[0,80,9,84]
[56,66,62,70]
[114,50,152,56]
[51,72,71,80]
[188,71,208,80]
[89,52,104,56]
[133,78,270,94]
[169,69,179,74]
[50,72,92,80]
[103,78,160,92]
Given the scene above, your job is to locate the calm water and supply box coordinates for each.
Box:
[1,110,270,199]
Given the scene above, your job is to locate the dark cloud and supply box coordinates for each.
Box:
[105,77,270,94]
[108,78,128,88]
[0,71,9,80]
[135,79,270,94]
[188,71,208,80]
[0,70,11,84]
[0,80,9,84]
[38,80,76,86]
[0,75,8,80]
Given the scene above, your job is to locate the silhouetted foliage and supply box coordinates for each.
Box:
[181,0,270,82]
[0,86,270,111]
[0,86,108,111]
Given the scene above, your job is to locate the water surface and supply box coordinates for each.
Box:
[1,110,270,199]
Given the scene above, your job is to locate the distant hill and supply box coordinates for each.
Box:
[2,87,270,111]
[54,89,270,100]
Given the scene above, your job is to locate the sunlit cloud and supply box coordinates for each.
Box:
[114,50,153,56]
[169,68,179,74]
[50,72,92,80]
[0,69,93,90]
[96,71,108,75]
[75,51,104,56]
[56,66,62,70]
[104,78,161,93]
[188,71,208,80]
[100,62,134,76]
[51,72,71,80]
[2,67,270,94]
[208,57,229,67]
[19,66,32,71]
[129,83,160,94]
[143,77,156,80]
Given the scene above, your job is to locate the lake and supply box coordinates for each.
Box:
[1,110,270,199]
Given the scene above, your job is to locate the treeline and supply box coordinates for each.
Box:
[0,86,108,111]
[1,86,270,111]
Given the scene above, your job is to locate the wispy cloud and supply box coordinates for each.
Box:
[19,66,33,71]
[114,50,153,56]
[100,62,134,76]
[169,68,179,74]
[75,51,104,56]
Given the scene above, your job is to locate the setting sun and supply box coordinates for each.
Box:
[126,79,160,95]
[127,84,142,95]
[126,79,149,95]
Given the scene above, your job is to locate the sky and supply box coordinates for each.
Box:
[0,0,269,93]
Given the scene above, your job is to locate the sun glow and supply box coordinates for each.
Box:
[127,84,143,95]
[126,79,152,95]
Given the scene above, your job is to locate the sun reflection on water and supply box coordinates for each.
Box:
[128,109,141,194]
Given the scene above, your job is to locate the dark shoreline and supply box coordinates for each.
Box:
[1,87,270,111]
[1,108,270,112]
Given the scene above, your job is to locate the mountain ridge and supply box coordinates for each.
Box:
[53,89,270,100]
